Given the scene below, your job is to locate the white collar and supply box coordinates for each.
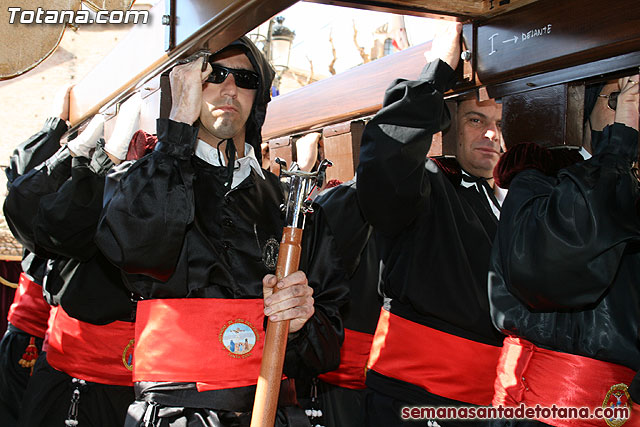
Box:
[459,170,505,219]
[194,139,265,188]
[578,147,592,160]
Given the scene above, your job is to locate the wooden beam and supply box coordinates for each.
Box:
[305,0,539,19]
[262,41,432,140]
[501,84,569,149]
[68,0,168,125]
[69,0,296,126]
[475,0,640,85]
[69,0,640,135]
[485,51,640,99]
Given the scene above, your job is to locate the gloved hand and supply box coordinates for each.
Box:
[67,114,105,158]
[105,93,142,161]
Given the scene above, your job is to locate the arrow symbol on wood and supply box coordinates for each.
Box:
[502,35,518,44]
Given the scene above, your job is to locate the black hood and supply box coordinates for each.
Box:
[212,36,275,163]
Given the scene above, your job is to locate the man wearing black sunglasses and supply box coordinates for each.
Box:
[168,41,265,176]
[96,37,347,426]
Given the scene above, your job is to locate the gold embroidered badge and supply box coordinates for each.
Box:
[122,339,134,371]
[602,383,631,427]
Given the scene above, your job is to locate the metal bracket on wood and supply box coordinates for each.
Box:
[163,0,176,52]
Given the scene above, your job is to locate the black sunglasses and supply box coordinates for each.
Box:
[205,64,260,90]
[598,91,620,111]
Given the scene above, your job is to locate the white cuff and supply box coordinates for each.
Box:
[67,114,105,158]
[105,93,142,161]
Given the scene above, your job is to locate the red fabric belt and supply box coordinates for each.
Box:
[8,273,51,339]
[319,328,373,389]
[134,298,266,392]
[494,336,636,427]
[367,308,501,406]
[46,306,135,386]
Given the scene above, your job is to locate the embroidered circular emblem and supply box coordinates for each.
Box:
[122,339,135,371]
[262,237,279,270]
[602,383,631,427]
[219,319,259,359]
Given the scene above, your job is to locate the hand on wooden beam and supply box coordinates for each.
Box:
[50,84,73,123]
[615,74,639,131]
[296,132,321,172]
[424,21,462,71]
[169,57,212,126]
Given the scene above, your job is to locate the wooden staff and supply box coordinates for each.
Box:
[251,160,331,427]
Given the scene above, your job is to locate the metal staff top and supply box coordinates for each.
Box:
[278,158,332,229]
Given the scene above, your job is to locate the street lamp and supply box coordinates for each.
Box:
[248,16,295,95]
[270,16,295,78]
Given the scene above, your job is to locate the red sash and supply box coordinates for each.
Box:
[7,273,51,339]
[134,298,266,392]
[46,306,135,386]
[368,308,501,406]
[494,336,637,427]
[319,328,373,389]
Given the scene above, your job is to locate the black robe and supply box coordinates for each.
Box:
[298,179,382,427]
[5,137,136,427]
[489,122,640,426]
[0,117,65,427]
[5,140,135,324]
[95,118,348,424]
[356,59,504,425]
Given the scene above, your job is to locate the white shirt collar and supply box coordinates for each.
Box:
[459,170,505,219]
[578,147,592,160]
[194,139,265,189]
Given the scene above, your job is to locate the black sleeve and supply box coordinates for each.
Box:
[3,146,72,255]
[283,207,349,378]
[356,59,455,237]
[4,117,68,281]
[95,118,198,281]
[6,117,68,185]
[313,182,382,334]
[500,123,640,310]
[33,142,114,261]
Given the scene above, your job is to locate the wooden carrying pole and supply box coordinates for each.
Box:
[250,226,302,427]
[251,160,331,427]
